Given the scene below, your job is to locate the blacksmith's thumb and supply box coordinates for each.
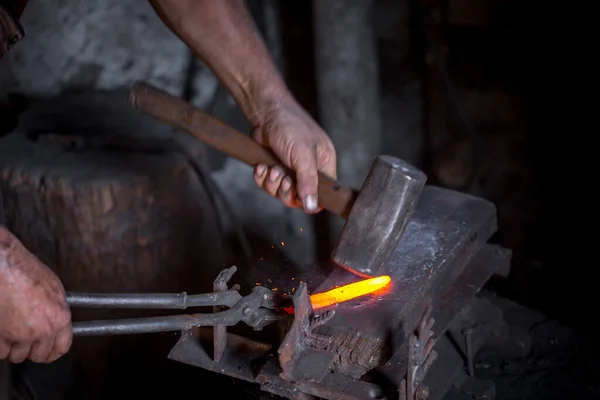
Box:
[294,150,319,212]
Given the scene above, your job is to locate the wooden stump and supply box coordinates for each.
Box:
[0,133,225,398]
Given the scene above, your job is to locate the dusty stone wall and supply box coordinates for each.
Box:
[0,1,189,98]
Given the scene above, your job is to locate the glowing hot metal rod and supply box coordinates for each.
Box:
[310,275,391,309]
[283,275,392,314]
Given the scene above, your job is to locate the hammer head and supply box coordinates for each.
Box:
[331,155,427,277]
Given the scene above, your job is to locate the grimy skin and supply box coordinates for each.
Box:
[0,0,336,364]
[0,226,72,363]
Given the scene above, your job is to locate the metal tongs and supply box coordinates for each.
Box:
[67,266,285,336]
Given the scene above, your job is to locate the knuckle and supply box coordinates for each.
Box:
[324,136,335,148]
[13,328,34,343]
[322,149,335,164]
[295,159,316,174]
[261,181,277,195]
[266,177,283,189]
[268,166,283,179]
[38,326,54,339]
[56,342,71,357]
[56,314,72,332]
[298,171,318,186]
[45,311,71,335]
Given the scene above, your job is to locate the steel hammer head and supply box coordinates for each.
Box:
[331,155,427,277]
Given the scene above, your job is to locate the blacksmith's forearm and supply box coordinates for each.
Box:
[149,0,291,125]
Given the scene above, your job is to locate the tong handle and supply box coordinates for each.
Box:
[68,286,281,336]
[71,311,237,337]
[68,291,243,336]
[66,290,241,309]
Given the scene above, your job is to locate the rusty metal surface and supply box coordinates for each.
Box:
[332,155,427,277]
[168,327,272,383]
[279,283,336,383]
[258,358,388,400]
[399,306,437,400]
[213,266,238,363]
[377,243,510,385]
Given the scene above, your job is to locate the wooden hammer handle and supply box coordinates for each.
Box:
[129,82,357,219]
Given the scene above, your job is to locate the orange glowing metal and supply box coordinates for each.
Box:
[282,275,391,314]
[310,275,391,310]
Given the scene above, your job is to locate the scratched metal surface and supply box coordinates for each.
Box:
[312,185,497,340]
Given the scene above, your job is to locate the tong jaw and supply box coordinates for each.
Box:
[235,285,281,330]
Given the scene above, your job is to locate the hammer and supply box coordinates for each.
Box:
[128,82,426,277]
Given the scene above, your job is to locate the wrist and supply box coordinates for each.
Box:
[236,73,296,126]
